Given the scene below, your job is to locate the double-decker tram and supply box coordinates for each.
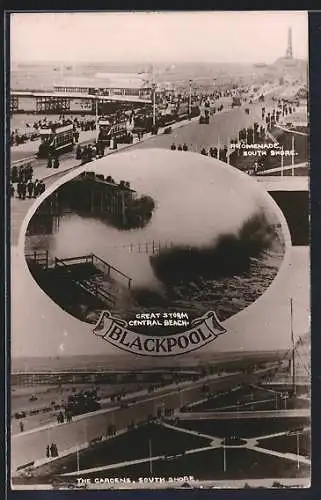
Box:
[37,123,74,159]
[97,117,132,146]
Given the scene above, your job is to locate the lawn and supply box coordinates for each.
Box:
[29,423,211,477]
[257,430,311,458]
[87,447,310,481]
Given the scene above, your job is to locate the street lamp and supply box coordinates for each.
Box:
[152,83,156,127]
[296,431,300,470]
[95,91,101,142]
[188,79,192,119]
[223,437,227,472]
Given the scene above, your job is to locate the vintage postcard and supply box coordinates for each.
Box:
[9,11,310,490]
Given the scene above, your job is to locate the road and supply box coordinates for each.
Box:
[11,129,97,164]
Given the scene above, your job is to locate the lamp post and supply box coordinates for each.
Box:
[149,438,153,474]
[223,438,227,472]
[95,91,100,142]
[152,83,156,127]
[188,79,192,119]
[296,431,300,470]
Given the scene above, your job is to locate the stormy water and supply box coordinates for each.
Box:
[25,192,285,333]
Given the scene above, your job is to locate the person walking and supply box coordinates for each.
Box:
[46,445,50,458]
[39,180,46,195]
[53,156,60,169]
[19,421,24,433]
[27,181,34,199]
[20,182,27,200]
[33,179,39,198]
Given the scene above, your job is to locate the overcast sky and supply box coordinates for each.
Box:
[10,11,308,65]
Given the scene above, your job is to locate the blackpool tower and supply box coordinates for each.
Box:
[285,27,293,59]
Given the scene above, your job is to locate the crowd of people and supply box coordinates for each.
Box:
[76,142,107,164]
[170,143,189,151]
[46,443,59,458]
[11,179,46,199]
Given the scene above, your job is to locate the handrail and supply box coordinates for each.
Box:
[54,257,115,305]
[56,255,93,264]
[91,253,132,288]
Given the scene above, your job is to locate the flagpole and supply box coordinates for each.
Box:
[296,431,300,470]
[76,445,80,473]
[291,134,295,176]
[223,438,227,472]
[149,439,153,475]
[290,298,296,395]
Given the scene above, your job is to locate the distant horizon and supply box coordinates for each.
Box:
[11,58,308,66]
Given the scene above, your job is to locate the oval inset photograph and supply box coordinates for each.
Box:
[24,149,290,334]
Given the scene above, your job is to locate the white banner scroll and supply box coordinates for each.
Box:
[93,310,227,357]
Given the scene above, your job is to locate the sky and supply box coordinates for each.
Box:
[10,11,308,65]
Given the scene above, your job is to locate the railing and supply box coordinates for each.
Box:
[54,257,115,307]
[25,250,50,269]
[91,253,132,289]
[54,254,94,266]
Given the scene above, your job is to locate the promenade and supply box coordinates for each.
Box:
[10,84,287,246]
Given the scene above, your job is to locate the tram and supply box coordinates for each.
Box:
[37,123,74,159]
[97,117,132,146]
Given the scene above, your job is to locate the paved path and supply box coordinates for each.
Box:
[161,421,219,444]
[176,409,310,420]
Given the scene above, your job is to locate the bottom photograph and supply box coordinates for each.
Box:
[11,339,310,490]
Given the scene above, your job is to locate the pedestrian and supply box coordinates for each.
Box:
[50,443,55,457]
[17,182,22,199]
[46,445,50,458]
[10,184,15,197]
[53,156,59,169]
[27,181,34,199]
[47,157,53,168]
[11,166,18,183]
[19,421,24,433]
[20,182,27,200]
[76,145,82,160]
[39,181,46,194]
[33,179,39,197]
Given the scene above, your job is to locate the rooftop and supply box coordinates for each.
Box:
[54,75,151,90]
